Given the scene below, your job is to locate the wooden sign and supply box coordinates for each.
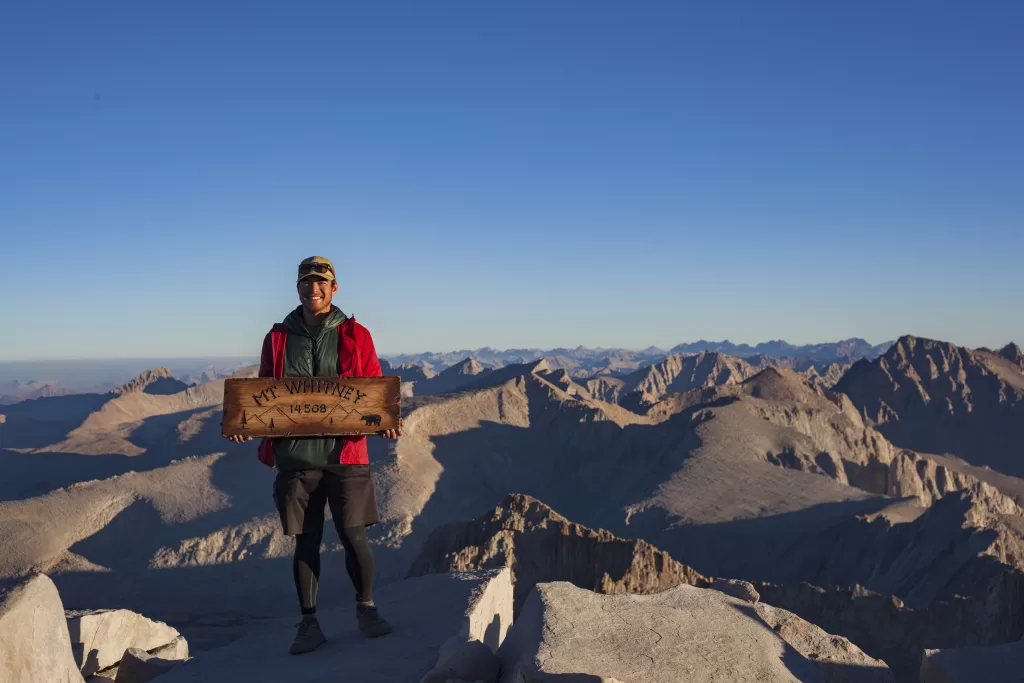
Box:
[221,376,401,438]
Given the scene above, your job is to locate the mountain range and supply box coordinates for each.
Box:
[384,337,894,376]
[0,338,890,405]
[0,333,1021,681]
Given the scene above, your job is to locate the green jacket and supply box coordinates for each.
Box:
[272,305,350,470]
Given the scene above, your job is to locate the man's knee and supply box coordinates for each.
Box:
[337,525,371,554]
[339,523,366,541]
[294,530,324,556]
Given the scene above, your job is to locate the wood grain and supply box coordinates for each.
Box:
[221,376,401,437]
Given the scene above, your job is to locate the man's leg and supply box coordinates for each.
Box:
[336,523,390,636]
[293,523,324,616]
[325,466,390,637]
[274,469,328,654]
[337,524,374,605]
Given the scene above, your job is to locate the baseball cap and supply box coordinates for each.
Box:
[297,256,336,283]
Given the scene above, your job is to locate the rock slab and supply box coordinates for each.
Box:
[497,581,828,683]
[149,636,189,661]
[0,573,85,683]
[66,608,184,676]
[114,647,186,683]
[754,602,893,683]
[157,568,513,683]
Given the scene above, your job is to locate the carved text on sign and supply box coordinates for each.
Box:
[222,376,401,438]
[250,378,370,407]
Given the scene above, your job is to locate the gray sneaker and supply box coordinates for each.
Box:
[356,604,392,637]
[289,617,326,655]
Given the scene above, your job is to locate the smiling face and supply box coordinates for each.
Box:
[297,277,337,316]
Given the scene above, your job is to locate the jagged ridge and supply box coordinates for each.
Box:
[836,335,1024,475]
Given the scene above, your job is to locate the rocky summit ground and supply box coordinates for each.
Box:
[1,336,1022,682]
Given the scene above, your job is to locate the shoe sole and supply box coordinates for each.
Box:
[289,636,327,654]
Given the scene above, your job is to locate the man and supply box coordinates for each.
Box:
[227,255,401,655]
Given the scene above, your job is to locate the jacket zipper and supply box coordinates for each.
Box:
[312,329,342,464]
[311,333,319,376]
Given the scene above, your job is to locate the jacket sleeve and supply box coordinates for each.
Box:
[360,327,383,378]
[258,332,274,378]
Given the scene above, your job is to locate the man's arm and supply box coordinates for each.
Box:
[360,327,402,438]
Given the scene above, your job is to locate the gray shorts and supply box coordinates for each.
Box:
[272,466,380,536]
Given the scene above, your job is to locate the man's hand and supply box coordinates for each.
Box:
[226,435,253,444]
[380,418,405,440]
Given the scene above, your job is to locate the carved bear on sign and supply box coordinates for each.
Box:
[361,414,382,426]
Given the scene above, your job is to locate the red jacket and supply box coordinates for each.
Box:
[256,316,382,467]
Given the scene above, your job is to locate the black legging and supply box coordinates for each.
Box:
[294,524,375,615]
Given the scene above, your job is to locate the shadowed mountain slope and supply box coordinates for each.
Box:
[836,336,1024,477]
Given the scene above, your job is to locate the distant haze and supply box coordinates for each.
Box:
[0,337,900,400]
[0,358,255,396]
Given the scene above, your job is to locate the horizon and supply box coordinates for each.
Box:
[5,327,1024,362]
[2,2,1022,361]
[5,332,1022,365]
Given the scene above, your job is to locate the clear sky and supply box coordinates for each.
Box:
[1,1,1021,360]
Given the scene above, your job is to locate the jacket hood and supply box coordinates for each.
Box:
[282,305,348,337]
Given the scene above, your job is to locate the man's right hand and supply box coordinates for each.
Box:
[226,435,253,444]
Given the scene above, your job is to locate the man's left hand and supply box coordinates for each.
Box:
[380,418,404,440]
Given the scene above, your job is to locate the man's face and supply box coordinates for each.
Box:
[297,277,337,315]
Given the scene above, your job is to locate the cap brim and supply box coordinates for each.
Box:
[297,272,335,283]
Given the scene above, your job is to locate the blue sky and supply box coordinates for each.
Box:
[1,1,1021,360]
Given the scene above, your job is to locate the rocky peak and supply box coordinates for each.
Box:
[401,361,436,378]
[384,360,435,382]
[887,335,928,358]
[834,335,1024,474]
[885,335,975,371]
[445,357,485,376]
[740,366,820,402]
[407,493,709,613]
[527,358,551,375]
[999,342,1024,370]
[832,338,875,361]
[840,336,984,405]
[802,362,849,390]
[622,351,758,411]
[113,368,189,396]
